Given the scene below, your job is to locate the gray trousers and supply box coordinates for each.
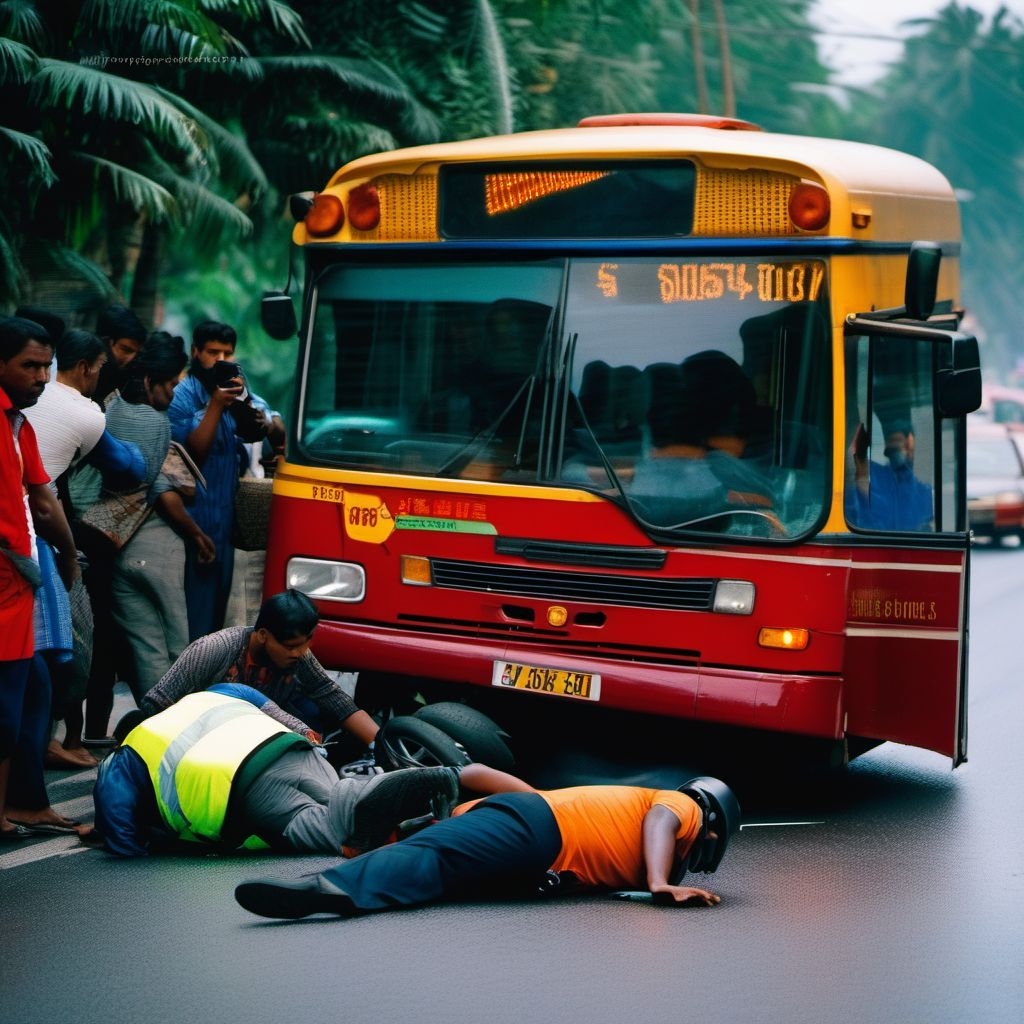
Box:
[111,517,188,701]
[240,747,372,854]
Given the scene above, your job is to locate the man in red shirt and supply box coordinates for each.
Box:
[0,316,80,840]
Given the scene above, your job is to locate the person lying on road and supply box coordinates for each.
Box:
[234,775,739,919]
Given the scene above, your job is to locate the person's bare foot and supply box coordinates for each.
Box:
[6,806,84,833]
[44,740,98,770]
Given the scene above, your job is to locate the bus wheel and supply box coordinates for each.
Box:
[375,716,472,771]
[415,702,516,773]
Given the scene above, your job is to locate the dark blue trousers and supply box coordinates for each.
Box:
[320,792,562,911]
[0,657,32,761]
[6,655,52,808]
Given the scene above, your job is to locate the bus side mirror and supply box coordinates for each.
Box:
[261,290,297,340]
[905,242,941,320]
[937,334,981,416]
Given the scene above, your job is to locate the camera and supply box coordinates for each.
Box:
[212,360,243,388]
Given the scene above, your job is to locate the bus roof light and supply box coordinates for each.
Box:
[758,627,809,651]
[348,181,381,231]
[577,113,762,131]
[788,182,830,231]
[305,193,345,236]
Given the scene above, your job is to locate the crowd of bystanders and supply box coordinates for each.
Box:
[0,303,282,840]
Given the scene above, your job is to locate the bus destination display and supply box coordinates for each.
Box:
[595,260,826,304]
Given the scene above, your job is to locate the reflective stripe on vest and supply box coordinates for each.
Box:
[124,691,294,843]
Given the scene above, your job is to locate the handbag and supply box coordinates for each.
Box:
[79,486,150,551]
[232,475,274,551]
[80,441,206,551]
[161,441,205,497]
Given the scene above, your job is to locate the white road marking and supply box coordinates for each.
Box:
[49,795,95,820]
[739,821,824,829]
[0,835,95,870]
[46,768,98,789]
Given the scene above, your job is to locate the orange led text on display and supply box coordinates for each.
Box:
[593,261,824,304]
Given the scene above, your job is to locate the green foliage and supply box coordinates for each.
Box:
[3,0,1021,401]
[846,2,1024,376]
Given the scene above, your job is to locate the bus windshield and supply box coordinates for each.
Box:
[299,255,832,540]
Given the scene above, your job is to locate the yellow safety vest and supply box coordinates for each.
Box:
[124,690,308,849]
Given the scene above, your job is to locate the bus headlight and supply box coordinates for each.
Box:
[713,580,755,615]
[286,558,366,602]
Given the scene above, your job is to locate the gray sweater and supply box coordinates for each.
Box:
[140,626,358,735]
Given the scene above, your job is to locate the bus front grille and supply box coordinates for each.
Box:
[429,559,716,612]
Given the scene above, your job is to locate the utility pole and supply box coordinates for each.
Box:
[712,0,736,117]
[688,0,710,114]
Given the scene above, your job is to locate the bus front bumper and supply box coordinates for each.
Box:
[313,620,844,741]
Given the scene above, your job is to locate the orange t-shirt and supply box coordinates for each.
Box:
[453,786,701,891]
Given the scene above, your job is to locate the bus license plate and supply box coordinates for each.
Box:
[491,660,601,701]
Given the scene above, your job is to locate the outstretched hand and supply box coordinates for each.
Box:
[650,884,721,907]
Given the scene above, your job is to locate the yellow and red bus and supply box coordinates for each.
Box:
[263,113,980,767]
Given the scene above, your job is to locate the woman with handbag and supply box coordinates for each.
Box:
[90,333,216,703]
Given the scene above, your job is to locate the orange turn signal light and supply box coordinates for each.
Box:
[400,555,432,586]
[788,182,830,231]
[546,606,568,627]
[758,627,809,651]
[305,193,345,236]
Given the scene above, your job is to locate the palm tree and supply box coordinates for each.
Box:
[0,0,303,319]
[852,3,1024,377]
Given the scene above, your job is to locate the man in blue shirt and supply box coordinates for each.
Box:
[168,321,268,640]
[846,420,934,532]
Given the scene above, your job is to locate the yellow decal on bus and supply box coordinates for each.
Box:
[344,490,395,544]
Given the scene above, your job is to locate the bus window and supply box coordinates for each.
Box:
[299,262,561,479]
[554,257,832,539]
[844,335,955,533]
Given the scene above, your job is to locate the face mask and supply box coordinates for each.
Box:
[190,356,219,393]
[884,447,910,470]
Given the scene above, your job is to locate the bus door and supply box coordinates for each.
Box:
[841,326,971,764]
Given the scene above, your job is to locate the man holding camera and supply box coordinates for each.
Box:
[169,321,273,641]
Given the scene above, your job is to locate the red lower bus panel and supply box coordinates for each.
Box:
[313,620,842,739]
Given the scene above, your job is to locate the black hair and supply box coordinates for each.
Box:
[14,306,65,343]
[192,320,237,352]
[0,316,53,361]
[120,331,187,403]
[56,329,107,372]
[255,589,319,641]
[96,304,146,345]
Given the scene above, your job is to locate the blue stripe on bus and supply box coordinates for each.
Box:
[302,238,960,256]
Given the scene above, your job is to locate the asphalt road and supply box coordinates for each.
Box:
[3,546,1022,1024]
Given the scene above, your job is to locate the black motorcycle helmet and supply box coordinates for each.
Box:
[672,776,741,882]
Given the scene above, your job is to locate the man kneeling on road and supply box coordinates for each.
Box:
[234,774,739,919]
[139,589,377,761]
[91,685,482,857]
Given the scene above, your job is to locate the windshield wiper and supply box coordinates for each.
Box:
[435,376,535,479]
[436,309,558,480]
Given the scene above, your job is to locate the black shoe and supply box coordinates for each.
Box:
[235,875,358,919]
[347,766,460,854]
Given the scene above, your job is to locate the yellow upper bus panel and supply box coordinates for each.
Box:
[292,123,960,246]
